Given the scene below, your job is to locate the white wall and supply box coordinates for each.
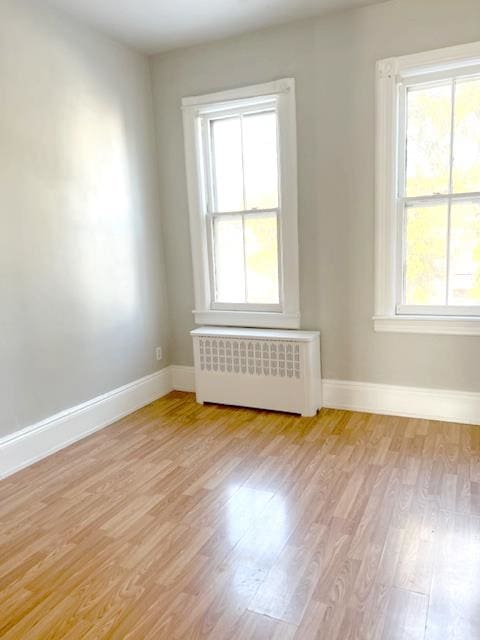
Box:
[151,0,480,392]
[0,0,170,438]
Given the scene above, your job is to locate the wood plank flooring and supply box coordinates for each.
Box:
[1,391,479,639]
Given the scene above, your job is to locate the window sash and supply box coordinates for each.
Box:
[201,101,282,310]
[206,209,282,311]
[202,104,280,216]
[396,73,480,315]
[397,197,480,315]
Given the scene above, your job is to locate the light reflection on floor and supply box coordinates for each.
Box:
[226,485,286,550]
[225,485,288,600]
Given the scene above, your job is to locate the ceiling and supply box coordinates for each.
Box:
[44,0,387,55]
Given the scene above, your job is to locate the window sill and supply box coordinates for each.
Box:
[373,315,480,336]
[194,309,300,330]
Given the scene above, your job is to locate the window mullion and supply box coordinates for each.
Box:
[446,198,452,305]
[241,213,248,304]
[397,83,408,309]
[204,119,216,214]
[445,79,457,305]
[239,113,247,211]
[276,209,283,307]
[397,83,408,199]
[397,199,407,310]
[448,79,456,195]
[239,114,248,304]
[206,213,217,306]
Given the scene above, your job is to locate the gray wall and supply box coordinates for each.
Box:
[152,0,480,392]
[0,0,170,438]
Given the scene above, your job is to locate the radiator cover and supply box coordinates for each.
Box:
[191,327,321,416]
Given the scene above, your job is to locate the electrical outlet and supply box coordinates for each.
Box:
[156,347,163,361]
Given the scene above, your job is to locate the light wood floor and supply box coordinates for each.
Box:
[1,392,479,639]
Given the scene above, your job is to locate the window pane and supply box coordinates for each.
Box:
[452,77,480,193]
[213,216,245,303]
[211,117,244,212]
[405,203,448,305]
[406,83,452,197]
[449,200,480,305]
[245,213,279,304]
[243,111,279,210]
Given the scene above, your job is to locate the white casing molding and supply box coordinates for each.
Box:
[375,40,480,335]
[169,366,480,426]
[182,78,300,330]
[0,369,172,480]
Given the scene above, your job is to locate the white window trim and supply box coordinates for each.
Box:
[375,40,480,336]
[182,78,300,329]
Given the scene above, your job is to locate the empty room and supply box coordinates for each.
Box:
[1,0,480,638]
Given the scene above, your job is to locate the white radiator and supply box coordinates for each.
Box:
[191,327,321,417]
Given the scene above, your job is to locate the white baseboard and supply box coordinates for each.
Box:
[0,368,172,480]
[322,379,480,426]
[2,366,478,481]
[170,365,196,392]
[169,366,480,426]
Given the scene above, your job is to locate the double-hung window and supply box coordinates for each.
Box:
[182,79,300,328]
[375,42,480,335]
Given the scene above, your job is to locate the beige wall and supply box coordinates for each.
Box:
[152,0,480,392]
[0,0,170,438]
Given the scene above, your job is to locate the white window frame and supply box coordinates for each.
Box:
[375,41,480,336]
[182,78,300,329]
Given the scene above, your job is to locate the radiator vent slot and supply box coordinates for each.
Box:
[198,338,301,378]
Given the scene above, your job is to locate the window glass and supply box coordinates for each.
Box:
[211,117,244,212]
[243,111,279,210]
[452,77,480,193]
[449,200,480,305]
[406,83,452,197]
[405,203,448,305]
[245,213,279,304]
[213,215,245,303]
